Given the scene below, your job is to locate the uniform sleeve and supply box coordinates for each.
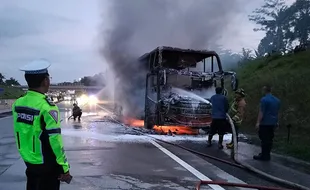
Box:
[42,106,70,173]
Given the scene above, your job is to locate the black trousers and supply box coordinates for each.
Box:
[73,112,82,120]
[210,119,228,136]
[258,125,275,158]
[25,164,60,190]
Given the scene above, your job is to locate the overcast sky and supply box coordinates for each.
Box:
[0,0,294,84]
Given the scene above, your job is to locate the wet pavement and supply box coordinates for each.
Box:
[0,102,309,190]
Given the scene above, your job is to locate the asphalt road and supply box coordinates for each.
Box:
[0,101,286,190]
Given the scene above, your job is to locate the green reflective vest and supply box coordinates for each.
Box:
[12,90,69,173]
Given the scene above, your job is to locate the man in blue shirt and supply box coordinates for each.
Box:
[254,85,280,161]
[207,87,229,149]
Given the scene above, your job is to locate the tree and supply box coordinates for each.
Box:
[257,31,277,55]
[5,77,20,86]
[249,0,291,53]
[0,73,5,84]
[238,48,254,67]
[287,0,310,45]
[241,48,254,61]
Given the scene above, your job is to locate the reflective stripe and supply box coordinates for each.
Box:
[230,100,242,124]
[46,128,61,135]
[232,115,242,124]
[15,106,40,115]
[230,102,237,113]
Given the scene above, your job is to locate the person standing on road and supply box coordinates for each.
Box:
[207,87,229,149]
[226,88,246,149]
[253,85,280,161]
[12,59,72,190]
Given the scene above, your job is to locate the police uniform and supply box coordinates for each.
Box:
[12,60,69,190]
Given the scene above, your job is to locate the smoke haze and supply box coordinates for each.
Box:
[100,0,247,117]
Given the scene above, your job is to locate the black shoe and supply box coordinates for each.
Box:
[253,154,270,161]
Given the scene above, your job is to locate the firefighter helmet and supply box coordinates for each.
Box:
[235,88,245,97]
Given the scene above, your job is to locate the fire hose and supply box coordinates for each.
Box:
[142,114,310,190]
[102,110,309,190]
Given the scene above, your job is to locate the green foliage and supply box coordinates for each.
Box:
[237,50,310,161]
[0,73,22,99]
[287,0,310,44]
[5,77,20,86]
[0,85,24,99]
[250,0,310,54]
[0,73,5,84]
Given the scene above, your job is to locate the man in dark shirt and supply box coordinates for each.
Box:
[207,87,229,149]
[254,85,280,161]
[72,103,82,121]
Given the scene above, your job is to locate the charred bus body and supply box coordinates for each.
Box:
[140,46,238,129]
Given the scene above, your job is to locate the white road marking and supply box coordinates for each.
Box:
[149,139,225,190]
[199,157,253,190]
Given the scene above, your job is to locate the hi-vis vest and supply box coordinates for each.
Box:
[229,99,243,124]
[12,90,69,173]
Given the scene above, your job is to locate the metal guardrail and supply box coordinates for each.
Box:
[0,99,15,111]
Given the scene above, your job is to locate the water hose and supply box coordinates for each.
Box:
[225,114,310,190]
[146,135,293,190]
[101,110,309,190]
[149,115,309,190]
[196,181,291,190]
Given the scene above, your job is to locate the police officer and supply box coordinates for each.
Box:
[12,59,72,190]
[226,88,246,149]
[254,85,280,161]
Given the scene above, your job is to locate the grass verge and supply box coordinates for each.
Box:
[0,85,24,99]
[235,50,310,161]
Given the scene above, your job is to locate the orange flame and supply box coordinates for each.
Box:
[123,118,144,127]
[123,118,198,135]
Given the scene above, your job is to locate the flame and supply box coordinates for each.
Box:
[123,118,144,127]
[153,125,198,135]
[123,118,198,135]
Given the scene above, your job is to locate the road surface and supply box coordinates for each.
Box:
[0,102,286,190]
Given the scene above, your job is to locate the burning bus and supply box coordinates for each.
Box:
[140,46,238,130]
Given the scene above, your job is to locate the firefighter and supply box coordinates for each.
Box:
[72,103,82,121]
[226,88,246,149]
[12,59,72,190]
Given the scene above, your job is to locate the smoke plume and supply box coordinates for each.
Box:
[100,0,246,117]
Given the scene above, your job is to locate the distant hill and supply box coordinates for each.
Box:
[236,50,310,161]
